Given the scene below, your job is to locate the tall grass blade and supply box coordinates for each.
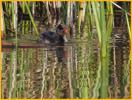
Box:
[25,2,39,35]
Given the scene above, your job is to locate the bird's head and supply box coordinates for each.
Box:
[56,24,69,42]
[56,24,68,35]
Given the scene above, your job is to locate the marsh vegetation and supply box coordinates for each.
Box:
[1,1,131,99]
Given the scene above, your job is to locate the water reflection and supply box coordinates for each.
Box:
[2,41,130,98]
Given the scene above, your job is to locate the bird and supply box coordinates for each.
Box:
[40,24,68,62]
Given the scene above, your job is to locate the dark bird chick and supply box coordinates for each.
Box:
[40,24,68,62]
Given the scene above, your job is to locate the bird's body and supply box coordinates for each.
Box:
[40,24,67,62]
[40,31,59,44]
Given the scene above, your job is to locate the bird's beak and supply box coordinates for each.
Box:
[63,27,70,42]
[63,27,68,34]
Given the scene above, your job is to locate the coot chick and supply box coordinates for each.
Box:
[40,24,67,62]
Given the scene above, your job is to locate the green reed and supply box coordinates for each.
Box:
[25,2,39,35]
[91,2,114,98]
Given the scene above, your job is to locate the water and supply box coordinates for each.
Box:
[2,39,130,98]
